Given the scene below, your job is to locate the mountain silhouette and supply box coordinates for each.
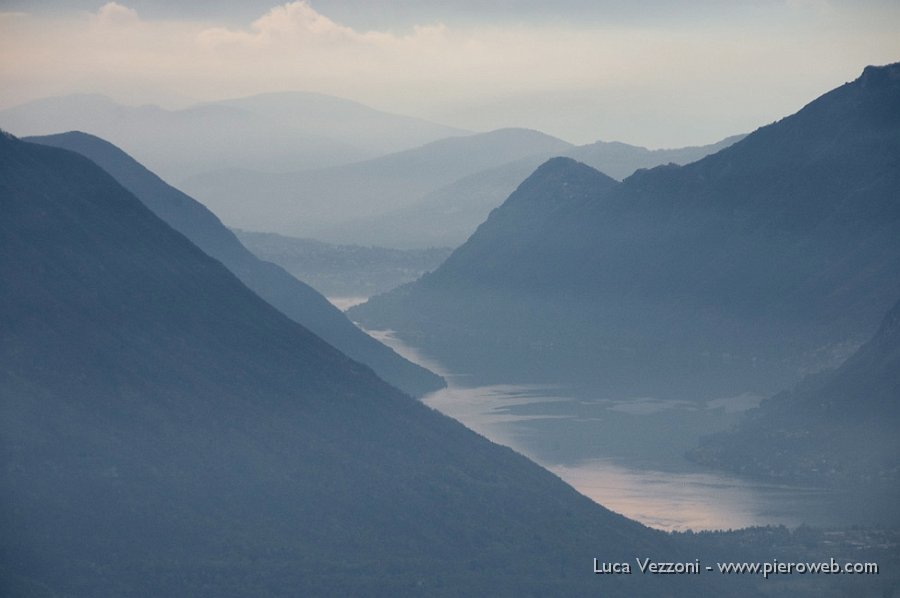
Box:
[26,131,443,397]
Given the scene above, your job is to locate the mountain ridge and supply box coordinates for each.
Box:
[179,126,575,238]
[26,130,444,397]
[351,62,900,399]
[1,92,465,181]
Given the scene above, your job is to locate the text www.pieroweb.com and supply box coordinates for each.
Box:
[593,557,879,578]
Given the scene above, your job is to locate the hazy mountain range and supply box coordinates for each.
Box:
[0,92,466,182]
[3,57,899,594]
[315,135,744,248]
[0,91,742,249]
[180,127,573,245]
[25,131,443,397]
[182,129,741,248]
[351,63,900,403]
[4,130,738,596]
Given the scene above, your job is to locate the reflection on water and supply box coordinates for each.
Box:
[549,460,829,532]
[363,328,853,532]
[328,296,369,311]
[421,384,570,453]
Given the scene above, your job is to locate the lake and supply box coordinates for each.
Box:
[363,327,882,532]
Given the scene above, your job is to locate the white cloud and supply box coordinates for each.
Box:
[95,2,140,26]
[199,2,365,47]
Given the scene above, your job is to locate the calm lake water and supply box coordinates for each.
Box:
[355,324,883,532]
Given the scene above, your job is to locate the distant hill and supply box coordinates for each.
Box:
[351,63,900,400]
[233,229,452,299]
[183,128,741,248]
[690,296,900,488]
[27,131,444,397]
[0,92,465,182]
[180,127,574,241]
[566,134,745,180]
[1,131,723,596]
[338,135,745,248]
[317,155,554,248]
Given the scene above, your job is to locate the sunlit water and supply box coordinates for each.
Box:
[328,296,369,311]
[361,327,876,532]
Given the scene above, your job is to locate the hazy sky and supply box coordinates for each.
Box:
[1,1,898,146]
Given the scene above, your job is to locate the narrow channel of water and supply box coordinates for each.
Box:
[355,325,868,532]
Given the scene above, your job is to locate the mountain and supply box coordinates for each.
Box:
[689,295,900,487]
[26,131,443,397]
[566,134,745,180]
[1,131,722,596]
[0,92,465,182]
[350,63,900,400]
[320,156,551,248]
[233,229,452,299]
[180,128,575,240]
[209,91,468,157]
[183,129,741,248]
[338,135,745,248]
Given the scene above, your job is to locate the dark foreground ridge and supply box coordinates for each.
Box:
[25,131,444,398]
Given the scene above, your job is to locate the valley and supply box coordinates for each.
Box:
[2,4,898,592]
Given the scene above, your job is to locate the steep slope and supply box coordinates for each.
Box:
[690,296,900,487]
[180,128,574,239]
[352,63,900,399]
[0,92,464,182]
[315,155,549,248]
[26,131,443,397]
[0,132,718,596]
[435,157,620,284]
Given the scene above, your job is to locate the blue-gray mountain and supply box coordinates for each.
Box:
[0,92,466,181]
[1,131,726,596]
[1,93,741,249]
[24,131,443,398]
[180,127,573,244]
[183,127,740,248]
[350,63,900,401]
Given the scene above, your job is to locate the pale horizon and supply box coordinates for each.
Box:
[2,0,899,147]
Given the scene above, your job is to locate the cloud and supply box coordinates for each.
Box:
[199,2,365,47]
[95,2,140,26]
[196,1,446,58]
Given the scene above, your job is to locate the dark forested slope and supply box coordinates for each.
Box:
[26,131,443,397]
